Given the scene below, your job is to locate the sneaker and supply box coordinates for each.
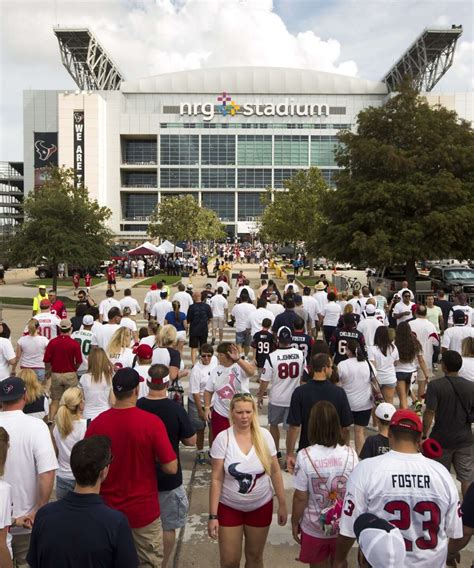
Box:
[196,452,207,465]
[276,451,282,460]
[211,338,216,346]
[412,401,423,415]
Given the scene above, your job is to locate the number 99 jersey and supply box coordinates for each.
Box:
[260,347,306,407]
[339,451,463,567]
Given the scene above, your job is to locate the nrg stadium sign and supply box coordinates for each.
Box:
[179,92,329,122]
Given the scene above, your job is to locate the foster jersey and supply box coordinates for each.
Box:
[339,450,462,568]
[261,347,305,407]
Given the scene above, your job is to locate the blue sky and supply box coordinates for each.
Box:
[0,0,472,161]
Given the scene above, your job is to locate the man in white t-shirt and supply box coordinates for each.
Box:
[393,290,415,325]
[409,306,439,403]
[357,304,383,347]
[231,291,256,357]
[334,409,463,568]
[119,307,139,342]
[99,290,121,323]
[302,287,319,336]
[209,287,228,344]
[92,308,122,351]
[151,292,173,326]
[441,310,474,355]
[0,336,15,381]
[313,282,328,315]
[257,327,305,457]
[172,284,193,316]
[144,284,162,319]
[267,294,284,318]
[246,298,275,338]
[137,258,145,278]
[119,289,141,317]
[347,290,362,316]
[34,300,61,340]
[0,376,57,566]
[235,280,256,303]
[71,314,94,376]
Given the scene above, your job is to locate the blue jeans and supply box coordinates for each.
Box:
[56,476,75,499]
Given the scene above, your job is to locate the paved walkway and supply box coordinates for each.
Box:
[2,263,473,567]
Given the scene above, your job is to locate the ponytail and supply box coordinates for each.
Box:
[55,387,83,438]
[172,300,181,321]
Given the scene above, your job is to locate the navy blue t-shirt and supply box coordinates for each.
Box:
[272,309,299,334]
[251,330,275,369]
[27,492,138,568]
[187,302,213,336]
[137,397,195,492]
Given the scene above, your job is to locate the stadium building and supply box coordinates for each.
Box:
[22,26,472,243]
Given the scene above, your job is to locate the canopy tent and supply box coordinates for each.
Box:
[156,240,183,254]
[127,241,161,256]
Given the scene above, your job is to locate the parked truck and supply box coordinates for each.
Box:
[368,266,432,299]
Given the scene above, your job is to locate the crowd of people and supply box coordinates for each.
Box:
[0,258,472,568]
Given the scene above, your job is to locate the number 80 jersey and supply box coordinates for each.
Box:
[339,450,463,567]
[261,347,305,407]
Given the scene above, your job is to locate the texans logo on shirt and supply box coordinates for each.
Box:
[228,463,265,494]
[216,368,237,400]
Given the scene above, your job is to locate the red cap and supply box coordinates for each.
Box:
[150,283,158,290]
[390,409,422,433]
[39,299,51,308]
[136,344,153,360]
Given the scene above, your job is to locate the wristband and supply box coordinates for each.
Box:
[208,514,218,520]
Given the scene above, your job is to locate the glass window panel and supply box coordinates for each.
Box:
[124,140,157,164]
[237,135,272,165]
[237,193,265,221]
[201,135,236,165]
[310,136,339,167]
[122,193,158,220]
[160,135,199,165]
[160,169,199,188]
[237,169,272,189]
[201,169,235,188]
[201,192,235,222]
[274,136,309,166]
[122,172,157,187]
[273,169,303,188]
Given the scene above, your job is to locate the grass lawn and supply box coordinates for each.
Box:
[0,296,77,309]
[25,277,105,288]
[134,275,182,287]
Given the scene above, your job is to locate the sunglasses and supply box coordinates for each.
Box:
[232,393,253,400]
[201,354,212,358]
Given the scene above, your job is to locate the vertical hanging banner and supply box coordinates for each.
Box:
[73,111,85,187]
[33,132,58,188]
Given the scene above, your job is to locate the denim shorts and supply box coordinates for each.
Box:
[236,330,250,347]
[56,476,75,499]
[158,485,189,531]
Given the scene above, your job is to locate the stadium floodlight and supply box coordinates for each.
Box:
[54,28,125,90]
[382,26,463,92]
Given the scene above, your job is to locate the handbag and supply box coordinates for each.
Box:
[304,447,354,536]
[446,377,474,424]
[366,359,384,404]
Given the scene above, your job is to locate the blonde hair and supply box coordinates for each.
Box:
[462,336,474,357]
[229,395,272,475]
[17,368,43,404]
[87,347,113,384]
[343,303,354,314]
[0,427,9,477]
[158,324,177,348]
[107,327,132,359]
[55,387,84,438]
[27,318,40,336]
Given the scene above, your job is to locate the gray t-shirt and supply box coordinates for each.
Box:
[425,375,474,448]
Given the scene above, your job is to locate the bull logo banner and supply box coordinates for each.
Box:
[34,132,58,188]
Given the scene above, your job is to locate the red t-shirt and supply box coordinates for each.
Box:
[107,267,116,280]
[72,273,80,285]
[43,335,82,372]
[50,300,67,320]
[85,407,176,528]
[84,274,92,286]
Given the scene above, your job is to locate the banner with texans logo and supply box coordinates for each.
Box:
[34,132,58,188]
[73,111,85,187]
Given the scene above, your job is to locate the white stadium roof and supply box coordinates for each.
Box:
[120,67,388,95]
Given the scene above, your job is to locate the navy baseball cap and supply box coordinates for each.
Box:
[453,309,466,324]
[0,377,26,402]
[112,368,142,393]
[278,326,292,343]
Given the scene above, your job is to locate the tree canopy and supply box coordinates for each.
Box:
[9,166,114,289]
[319,85,474,286]
[260,167,326,250]
[148,195,226,245]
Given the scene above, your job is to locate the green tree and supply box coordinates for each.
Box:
[319,85,474,290]
[260,167,327,274]
[9,166,114,290]
[148,195,226,251]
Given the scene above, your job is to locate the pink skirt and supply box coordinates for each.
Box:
[298,529,336,564]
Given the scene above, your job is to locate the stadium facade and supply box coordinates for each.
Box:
[22,28,473,243]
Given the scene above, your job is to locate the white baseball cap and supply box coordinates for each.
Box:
[375,402,396,421]
[365,304,376,315]
[82,315,94,326]
[354,513,406,568]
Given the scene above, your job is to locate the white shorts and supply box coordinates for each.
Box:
[176,330,186,342]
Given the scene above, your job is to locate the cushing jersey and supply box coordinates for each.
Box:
[339,450,462,568]
[329,328,367,365]
[261,347,305,407]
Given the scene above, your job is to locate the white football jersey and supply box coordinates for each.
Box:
[33,313,61,340]
[71,330,93,374]
[339,450,462,568]
[260,347,305,407]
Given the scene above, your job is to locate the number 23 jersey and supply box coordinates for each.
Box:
[339,450,462,567]
[261,347,305,406]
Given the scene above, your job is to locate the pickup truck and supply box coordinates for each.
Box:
[429,265,474,295]
[368,266,432,298]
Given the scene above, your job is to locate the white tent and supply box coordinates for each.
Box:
[127,241,162,256]
[156,240,183,254]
